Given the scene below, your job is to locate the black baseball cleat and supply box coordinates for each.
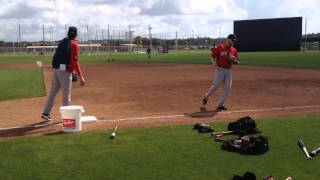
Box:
[216,106,228,111]
[41,113,52,121]
[202,98,208,105]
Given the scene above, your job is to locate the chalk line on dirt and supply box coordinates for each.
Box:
[1,105,320,131]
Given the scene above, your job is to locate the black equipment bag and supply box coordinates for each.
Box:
[228,116,260,135]
[232,171,256,180]
[222,135,269,155]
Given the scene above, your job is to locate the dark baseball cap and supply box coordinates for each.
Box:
[68,26,77,39]
[227,34,237,42]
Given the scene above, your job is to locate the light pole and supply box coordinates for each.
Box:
[140,40,142,52]
[219,27,222,43]
[304,18,308,51]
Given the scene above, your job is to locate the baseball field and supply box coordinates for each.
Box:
[1,50,320,69]
[0,50,320,179]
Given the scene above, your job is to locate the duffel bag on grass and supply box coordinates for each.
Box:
[222,135,269,155]
[228,116,261,135]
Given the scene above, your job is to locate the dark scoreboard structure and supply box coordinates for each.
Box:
[234,17,302,51]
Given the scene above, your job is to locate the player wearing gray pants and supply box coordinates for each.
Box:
[41,26,85,122]
[204,67,232,108]
[202,34,239,111]
[43,69,73,115]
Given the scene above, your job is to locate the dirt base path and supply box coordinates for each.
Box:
[1,63,320,139]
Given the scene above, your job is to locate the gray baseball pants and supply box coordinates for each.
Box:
[43,69,72,114]
[204,67,232,107]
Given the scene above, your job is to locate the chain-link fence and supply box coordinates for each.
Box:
[301,42,319,51]
[0,23,222,54]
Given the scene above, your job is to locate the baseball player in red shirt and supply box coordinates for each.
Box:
[41,26,85,122]
[202,34,240,111]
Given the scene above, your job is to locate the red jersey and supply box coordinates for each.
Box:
[211,44,239,68]
[67,39,83,77]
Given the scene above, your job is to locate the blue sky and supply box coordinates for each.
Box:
[0,0,319,41]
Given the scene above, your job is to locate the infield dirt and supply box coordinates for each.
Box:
[0,62,320,139]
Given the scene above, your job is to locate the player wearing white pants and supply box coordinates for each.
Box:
[203,34,239,111]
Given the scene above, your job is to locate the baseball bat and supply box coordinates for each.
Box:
[297,139,312,159]
[310,147,320,157]
[211,131,233,136]
[110,126,118,139]
[113,126,118,133]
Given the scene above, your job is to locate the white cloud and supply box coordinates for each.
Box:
[282,0,320,34]
[0,0,319,41]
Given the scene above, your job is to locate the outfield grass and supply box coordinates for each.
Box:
[103,50,320,69]
[1,50,320,69]
[239,51,320,69]
[0,54,53,63]
[0,116,319,179]
[0,68,46,101]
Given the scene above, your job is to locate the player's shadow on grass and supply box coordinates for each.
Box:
[184,107,218,118]
[0,121,60,138]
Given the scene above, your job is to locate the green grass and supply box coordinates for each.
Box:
[0,116,319,179]
[239,51,320,69]
[1,50,320,69]
[0,68,46,101]
[0,54,53,63]
[104,51,320,69]
[102,50,211,64]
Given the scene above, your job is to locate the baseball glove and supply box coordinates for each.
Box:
[72,72,78,82]
[193,123,214,133]
[229,55,239,64]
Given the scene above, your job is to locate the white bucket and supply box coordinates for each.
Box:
[60,105,85,133]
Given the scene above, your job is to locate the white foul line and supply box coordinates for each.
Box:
[0,105,320,131]
[99,114,185,122]
[99,105,320,122]
[218,105,320,114]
